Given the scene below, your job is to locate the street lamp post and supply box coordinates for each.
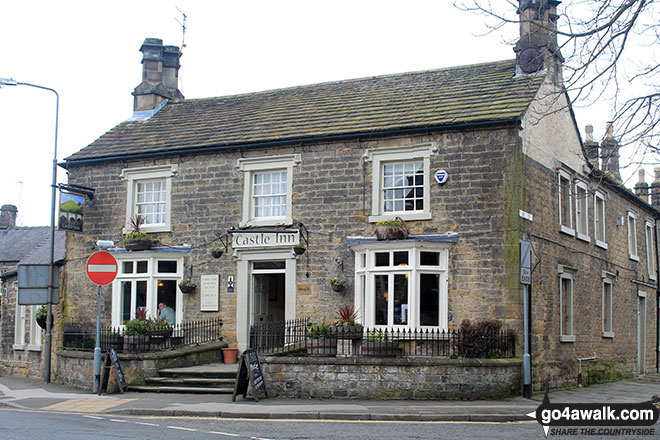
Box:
[1,78,59,383]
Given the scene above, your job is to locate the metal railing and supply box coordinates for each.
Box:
[251,320,516,359]
[62,317,223,354]
[249,318,310,355]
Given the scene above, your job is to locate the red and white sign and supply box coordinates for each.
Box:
[86,251,118,286]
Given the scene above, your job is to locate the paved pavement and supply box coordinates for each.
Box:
[0,374,659,422]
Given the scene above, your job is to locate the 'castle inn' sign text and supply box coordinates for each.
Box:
[231,230,300,249]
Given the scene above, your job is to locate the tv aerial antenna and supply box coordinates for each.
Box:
[175,6,187,53]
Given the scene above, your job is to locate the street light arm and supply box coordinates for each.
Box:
[1,77,59,384]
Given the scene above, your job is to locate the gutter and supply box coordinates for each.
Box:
[60,119,520,169]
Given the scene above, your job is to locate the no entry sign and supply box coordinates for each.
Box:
[86,251,118,286]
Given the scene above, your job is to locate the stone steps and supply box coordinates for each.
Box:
[129,362,239,394]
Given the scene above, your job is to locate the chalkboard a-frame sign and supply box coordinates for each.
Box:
[232,349,268,402]
[99,348,126,395]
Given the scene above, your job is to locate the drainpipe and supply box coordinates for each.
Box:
[577,352,597,385]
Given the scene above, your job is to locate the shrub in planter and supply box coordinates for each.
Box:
[374,217,409,240]
[332,304,363,339]
[123,315,151,352]
[306,322,337,357]
[455,319,511,358]
[125,215,152,250]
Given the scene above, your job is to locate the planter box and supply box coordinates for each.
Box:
[332,325,363,339]
[306,337,338,357]
[125,238,152,251]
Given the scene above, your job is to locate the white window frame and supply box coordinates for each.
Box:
[111,252,184,327]
[13,281,26,350]
[628,211,639,261]
[558,170,574,236]
[645,220,656,281]
[594,191,608,249]
[352,240,449,330]
[120,164,178,234]
[574,181,590,242]
[237,154,301,228]
[602,271,615,338]
[28,305,43,351]
[365,143,437,223]
[558,265,576,342]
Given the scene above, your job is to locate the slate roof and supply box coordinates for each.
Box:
[0,229,66,279]
[65,59,544,163]
[0,226,50,266]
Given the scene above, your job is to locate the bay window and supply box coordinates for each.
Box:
[351,239,450,330]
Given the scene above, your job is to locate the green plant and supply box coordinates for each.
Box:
[488,348,501,359]
[294,244,305,249]
[179,278,196,288]
[335,304,358,326]
[124,318,150,336]
[375,218,406,228]
[329,277,347,287]
[457,319,511,358]
[150,318,172,330]
[364,329,389,342]
[307,322,335,339]
[126,215,150,240]
[35,305,48,320]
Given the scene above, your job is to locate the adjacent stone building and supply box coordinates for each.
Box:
[52,0,659,392]
[0,205,66,378]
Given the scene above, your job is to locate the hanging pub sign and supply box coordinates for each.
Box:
[58,191,85,232]
[231,229,300,249]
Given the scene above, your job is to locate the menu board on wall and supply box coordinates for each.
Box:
[200,275,219,311]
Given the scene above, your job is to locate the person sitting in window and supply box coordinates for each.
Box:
[158,302,175,325]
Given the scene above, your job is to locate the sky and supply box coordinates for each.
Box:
[0,0,644,226]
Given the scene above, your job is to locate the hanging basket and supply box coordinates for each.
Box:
[374,217,409,241]
[36,314,53,330]
[179,284,196,293]
[293,246,306,255]
[331,284,346,293]
[211,249,224,258]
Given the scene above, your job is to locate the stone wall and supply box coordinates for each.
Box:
[261,356,521,399]
[55,340,226,391]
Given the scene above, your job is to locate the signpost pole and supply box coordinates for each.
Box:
[93,285,102,393]
[86,249,117,393]
[520,238,532,399]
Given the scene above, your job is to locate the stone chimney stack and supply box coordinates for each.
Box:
[600,122,621,181]
[583,124,600,169]
[514,0,563,81]
[132,38,184,112]
[635,169,649,202]
[0,204,17,229]
[651,168,660,207]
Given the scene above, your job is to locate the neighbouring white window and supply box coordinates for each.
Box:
[28,305,43,351]
[558,265,576,342]
[602,271,615,338]
[111,253,184,327]
[558,170,574,236]
[646,220,656,281]
[13,281,26,350]
[353,242,448,330]
[575,181,589,242]
[628,211,639,261]
[365,143,437,223]
[594,191,607,249]
[120,164,178,233]
[237,154,301,227]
